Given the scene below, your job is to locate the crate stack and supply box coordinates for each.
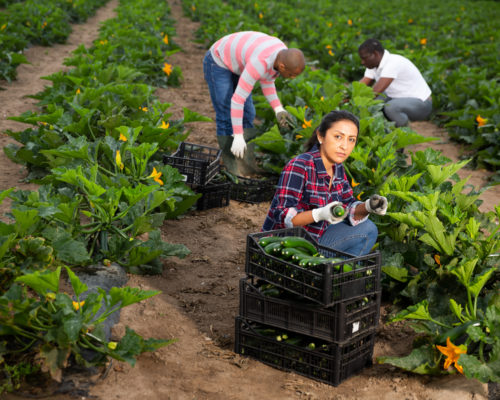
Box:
[230,175,278,204]
[234,227,382,386]
[163,142,231,210]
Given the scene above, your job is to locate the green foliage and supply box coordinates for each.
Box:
[183,0,500,179]
[0,267,175,388]
[0,0,111,81]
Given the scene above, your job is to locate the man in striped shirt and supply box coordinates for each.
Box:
[203,31,305,175]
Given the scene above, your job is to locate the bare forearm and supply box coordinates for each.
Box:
[354,203,370,220]
[291,210,315,226]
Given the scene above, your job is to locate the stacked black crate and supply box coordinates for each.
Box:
[163,142,231,210]
[235,227,382,386]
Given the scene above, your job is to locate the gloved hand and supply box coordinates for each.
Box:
[231,134,246,158]
[312,201,347,224]
[276,110,293,128]
[365,194,388,216]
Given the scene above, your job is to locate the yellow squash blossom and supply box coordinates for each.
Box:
[163,62,173,76]
[420,38,427,45]
[73,301,85,311]
[76,88,81,94]
[259,12,263,19]
[327,22,332,27]
[302,119,312,129]
[325,44,333,49]
[320,96,324,101]
[1,24,6,31]
[408,18,414,23]
[163,34,169,45]
[119,133,127,142]
[140,106,148,112]
[347,19,353,26]
[148,167,164,185]
[46,292,56,302]
[434,254,441,265]
[476,115,487,127]
[295,134,303,140]
[436,337,466,374]
[161,120,170,129]
[356,191,364,201]
[115,150,124,171]
[191,5,196,11]
[329,50,334,56]
[351,179,360,187]
[108,341,118,350]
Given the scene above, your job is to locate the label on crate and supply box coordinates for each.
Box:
[352,321,360,333]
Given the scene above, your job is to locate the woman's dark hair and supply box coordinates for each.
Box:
[305,110,360,152]
[358,38,384,54]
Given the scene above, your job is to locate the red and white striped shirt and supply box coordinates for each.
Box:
[210,31,286,135]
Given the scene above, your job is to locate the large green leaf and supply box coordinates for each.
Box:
[15,266,61,295]
[64,266,88,297]
[459,354,500,383]
[391,300,433,322]
[426,159,470,187]
[378,344,441,375]
[182,107,212,123]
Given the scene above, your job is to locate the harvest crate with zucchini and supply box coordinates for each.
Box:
[245,227,381,307]
[239,277,381,342]
[235,317,376,387]
[235,226,382,386]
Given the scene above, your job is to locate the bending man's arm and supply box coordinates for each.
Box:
[371,77,394,94]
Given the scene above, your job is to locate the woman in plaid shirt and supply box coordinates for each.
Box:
[262,110,387,256]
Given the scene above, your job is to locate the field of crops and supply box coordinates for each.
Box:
[0,0,498,398]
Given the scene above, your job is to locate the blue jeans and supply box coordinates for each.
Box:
[382,96,432,127]
[318,219,378,256]
[202,51,256,136]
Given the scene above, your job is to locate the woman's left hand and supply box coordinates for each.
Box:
[365,194,388,215]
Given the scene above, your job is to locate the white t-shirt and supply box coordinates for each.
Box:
[364,50,431,101]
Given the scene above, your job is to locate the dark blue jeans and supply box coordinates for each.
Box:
[319,219,378,256]
[203,51,256,136]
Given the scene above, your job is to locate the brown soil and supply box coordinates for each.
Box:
[1,1,497,399]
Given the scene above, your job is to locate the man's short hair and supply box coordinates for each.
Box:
[358,39,384,54]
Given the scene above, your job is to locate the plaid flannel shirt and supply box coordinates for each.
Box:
[262,145,366,241]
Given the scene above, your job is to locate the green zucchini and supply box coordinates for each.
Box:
[281,247,310,261]
[331,205,345,217]
[280,236,318,256]
[264,242,283,255]
[434,320,476,345]
[258,236,283,247]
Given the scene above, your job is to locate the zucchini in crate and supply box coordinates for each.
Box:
[280,236,318,256]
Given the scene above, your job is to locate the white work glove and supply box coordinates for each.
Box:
[275,106,293,129]
[365,194,388,216]
[276,111,293,128]
[231,134,246,158]
[312,201,347,225]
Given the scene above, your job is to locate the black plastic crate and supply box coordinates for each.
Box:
[239,277,381,342]
[235,317,375,387]
[195,181,231,210]
[163,142,221,186]
[230,175,277,204]
[246,227,381,307]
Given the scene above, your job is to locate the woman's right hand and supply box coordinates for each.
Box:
[312,201,347,224]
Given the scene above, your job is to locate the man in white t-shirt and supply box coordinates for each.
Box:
[358,39,432,127]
